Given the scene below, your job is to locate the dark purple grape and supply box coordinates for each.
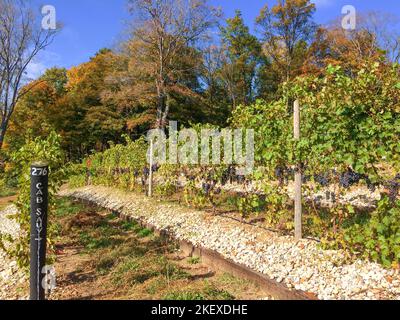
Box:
[302,175,311,184]
[385,180,400,202]
[202,182,211,195]
[221,170,229,186]
[314,173,330,187]
[339,169,362,188]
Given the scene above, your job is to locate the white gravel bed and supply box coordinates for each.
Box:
[60,185,400,300]
[0,205,28,300]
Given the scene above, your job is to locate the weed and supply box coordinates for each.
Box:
[187,257,200,265]
[136,228,153,238]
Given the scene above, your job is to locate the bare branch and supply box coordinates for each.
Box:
[0,0,59,148]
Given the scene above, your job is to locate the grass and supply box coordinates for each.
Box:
[56,198,185,289]
[0,181,17,210]
[163,291,206,300]
[187,257,201,265]
[136,228,153,238]
[52,197,265,300]
[79,231,114,250]
[163,284,235,300]
[0,185,17,198]
[54,198,86,218]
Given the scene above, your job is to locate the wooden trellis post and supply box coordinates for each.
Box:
[148,139,153,197]
[30,162,49,300]
[294,100,302,240]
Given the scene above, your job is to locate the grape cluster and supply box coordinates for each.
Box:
[274,166,380,191]
[221,166,235,185]
[385,176,400,202]
[314,173,330,187]
[141,167,150,186]
[339,170,364,189]
[111,168,131,175]
[202,182,218,195]
[201,172,222,197]
[221,166,245,185]
[274,167,285,185]
[274,166,294,186]
[202,182,211,195]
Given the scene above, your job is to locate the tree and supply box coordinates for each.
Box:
[305,25,384,77]
[256,0,316,84]
[0,0,58,150]
[9,50,126,159]
[219,10,263,108]
[127,0,219,128]
[100,51,157,134]
[200,44,232,124]
[358,12,400,64]
[7,68,68,153]
[66,49,124,156]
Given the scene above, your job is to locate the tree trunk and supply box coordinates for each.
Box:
[156,94,165,128]
[161,93,170,129]
[0,134,4,151]
[0,121,7,150]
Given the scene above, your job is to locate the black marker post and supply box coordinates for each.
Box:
[30,162,49,300]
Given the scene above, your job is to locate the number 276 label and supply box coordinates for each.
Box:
[31,167,48,176]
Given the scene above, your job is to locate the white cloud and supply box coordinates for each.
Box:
[26,61,47,80]
[25,50,61,80]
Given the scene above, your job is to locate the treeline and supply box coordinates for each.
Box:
[3,0,400,160]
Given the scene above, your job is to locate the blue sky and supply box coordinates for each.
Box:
[28,0,400,78]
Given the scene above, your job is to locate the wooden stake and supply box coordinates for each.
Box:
[294,100,302,240]
[30,162,49,300]
[148,139,153,197]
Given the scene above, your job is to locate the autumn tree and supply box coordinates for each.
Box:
[0,0,58,150]
[99,51,156,134]
[358,12,400,64]
[304,11,400,77]
[127,0,219,128]
[66,49,124,156]
[9,50,126,159]
[199,45,232,124]
[219,11,263,108]
[7,68,68,152]
[305,26,384,77]
[256,0,316,84]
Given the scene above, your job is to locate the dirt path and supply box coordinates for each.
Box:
[0,195,17,210]
[49,199,269,300]
[50,246,115,300]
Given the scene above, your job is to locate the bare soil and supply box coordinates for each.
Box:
[0,194,17,210]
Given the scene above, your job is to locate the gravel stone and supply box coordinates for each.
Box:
[0,205,28,300]
[60,185,400,300]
